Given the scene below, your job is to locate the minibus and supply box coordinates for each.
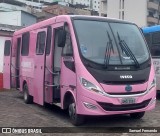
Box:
[3,15,156,125]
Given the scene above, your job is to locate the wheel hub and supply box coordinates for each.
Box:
[69,103,76,120]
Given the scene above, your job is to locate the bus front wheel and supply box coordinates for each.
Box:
[23,83,33,104]
[130,111,145,119]
[69,101,85,126]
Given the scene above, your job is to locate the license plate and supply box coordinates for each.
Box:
[121,98,135,104]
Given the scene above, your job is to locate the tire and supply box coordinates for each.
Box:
[23,83,33,104]
[130,111,145,119]
[68,100,85,126]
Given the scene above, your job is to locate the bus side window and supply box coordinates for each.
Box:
[21,32,30,56]
[36,31,46,55]
[62,26,73,56]
[46,26,52,55]
[4,40,11,56]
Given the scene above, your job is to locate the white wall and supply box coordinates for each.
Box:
[0,3,27,12]
[107,0,148,27]
[99,0,107,15]
[124,0,147,27]
[0,37,5,73]
[0,11,21,26]
[92,0,100,12]
[107,0,120,19]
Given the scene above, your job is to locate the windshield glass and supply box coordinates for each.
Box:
[73,20,149,66]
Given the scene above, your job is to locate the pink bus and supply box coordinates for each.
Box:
[3,15,156,125]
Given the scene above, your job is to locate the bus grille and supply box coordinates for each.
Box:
[102,80,146,85]
[106,90,146,95]
[97,99,151,111]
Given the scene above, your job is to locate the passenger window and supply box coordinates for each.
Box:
[152,32,160,44]
[46,26,52,55]
[36,31,46,55]
[144,34,151,46]
[21,32,30,56]
[63,26,73,56]
[4,40,11,56]
[150,32,160,56]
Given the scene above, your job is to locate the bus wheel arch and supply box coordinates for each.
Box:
[63,91,75,110]
[23,81,33,104]
[63,91,85,126]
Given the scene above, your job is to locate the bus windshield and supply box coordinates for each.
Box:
[73,20,149,66]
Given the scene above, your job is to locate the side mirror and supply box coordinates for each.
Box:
[57,24,67,47]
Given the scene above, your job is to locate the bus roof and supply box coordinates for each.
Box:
[142,25,160,33]
[13,15,135,36]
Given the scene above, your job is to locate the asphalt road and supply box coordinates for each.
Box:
[0,89,160,136]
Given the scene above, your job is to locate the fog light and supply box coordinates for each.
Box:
[83,102,97,110]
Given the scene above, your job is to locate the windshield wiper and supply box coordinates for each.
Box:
[117,32,140,68]
[104,31,114,68]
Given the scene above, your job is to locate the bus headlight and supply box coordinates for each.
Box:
[148,78,156,91]
[80,78,105,95]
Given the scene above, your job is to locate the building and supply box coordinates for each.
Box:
[16,0,47,12]
[100,0,160,27]
[0,0,50,13]
[0,11,37,26]
[36,1,93,22]
[0,0,29,12]
[63,0,101,12]
[99,0,107,17]
[42,2,91,15]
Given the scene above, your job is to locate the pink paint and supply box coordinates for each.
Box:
[3,15,156,118]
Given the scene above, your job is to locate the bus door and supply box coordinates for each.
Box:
[10,37,21,89]
[3,39,12,89]
[15,38,21,88]
[44,26,54,103]
[33,28,47,105]
[44,23,65,104]
[60,23,76,105]
[52,23,76,106]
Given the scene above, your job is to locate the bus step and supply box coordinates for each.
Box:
[16,88,20,90]
[45,83,59,87]
[53,98,60,103]
[53,87,60,100]
[52,102,61,107]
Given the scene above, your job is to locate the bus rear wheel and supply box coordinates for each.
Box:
[23,83,33,104]
[130,111,145,119]
[68,101,85,126]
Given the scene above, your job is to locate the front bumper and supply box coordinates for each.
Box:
[76,87,156,115]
